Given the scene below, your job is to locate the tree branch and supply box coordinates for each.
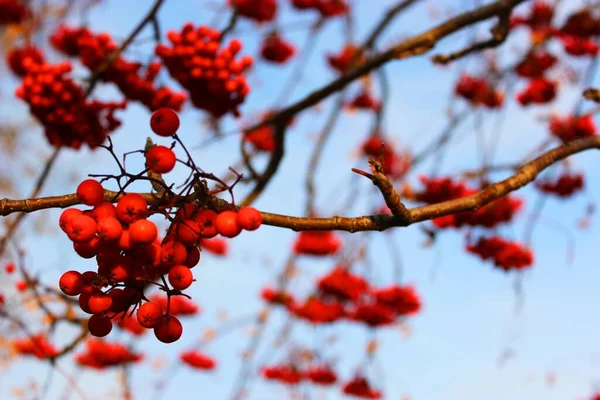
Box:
[2,136,598,232]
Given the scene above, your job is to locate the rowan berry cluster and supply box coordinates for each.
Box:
[549,114,597,143]
[9,48,126,149]
[12,334,59,360]
[50,25,186,111]
[262,363,339,386]
[75,339,142,369]
[260,33,296,64]
[0,0,30,25]
[516,77,557,106]
[454,73,504,109]
[536,172,584,198]
[55,109,263,343]
[293,230,342,256]
[515,51,557,78]
[291,0,349,18]
[466,236,534,271]
[263,266,421,327]
[180,350,216,370]
[512,3,599,57]
[414,176,523,229]
[156,24,253,118]
[229,0,277,23]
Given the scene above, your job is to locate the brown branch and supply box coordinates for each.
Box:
[432,7,512,65]
[2,136,598,233]
[584,88,600,103]
[354,157,411,222]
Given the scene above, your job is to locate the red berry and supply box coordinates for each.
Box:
[59,208,82,232]
[74,237,99,258]
[146,145,177,173]
[76,179,104,206]
[118,229,132,250]
[194,210,218,238]
[116,193,148,224]
[97,217,123,241]
[154,315,183,343]
[5,263,15,274]
[168,265,193,290]
[108,289,130,313]
[137,301,164,328]
[215,211,242,238]
[90,202,117,220]
[79,291,95,313]
[176,220,200,245]
[184,246,201,268]
[88,292,113,313]
[15,280,27,292]
[129,219,158,244]
[66,214,97,243]
[150,108,180,137]
[160,241,188,266]
[237,207,262,231]
[88,314,113,337]
[59,270,84,296]
[110,263,132,282]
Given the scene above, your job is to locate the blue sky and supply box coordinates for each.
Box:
[1,0,600,399]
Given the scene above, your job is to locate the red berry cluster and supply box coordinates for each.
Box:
[536,172,584,198]
[343,376,382,399]
[515,51,557,78]
[263,363,338,386]
[0,0,30,25]
[291,297,346,324]
[414,176,473,204]
[75,339,142,369]
[360,136,411,179]
[156,23,253,118]
[180,350,216,370]
[260,33,296,64]
[12,334,59,359]
[58,179,261,342]
[510,1,554,35]
[263,364,304,385]
[347,90,381,112]
[556,9,599,57]
[454,73,504,109]
[291,0,349,17]
[50,25,186,111]
[318,266,369,301]
[9,48,126,149]
[293,230,342,256]
[549,114,597,143]
[229,0,277,23]
[516,77,557,106]
[263,265,421,327]
[466,236,534,271]
[414,176,523,229]
[327,44,363,73]
[433,195,523,229]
